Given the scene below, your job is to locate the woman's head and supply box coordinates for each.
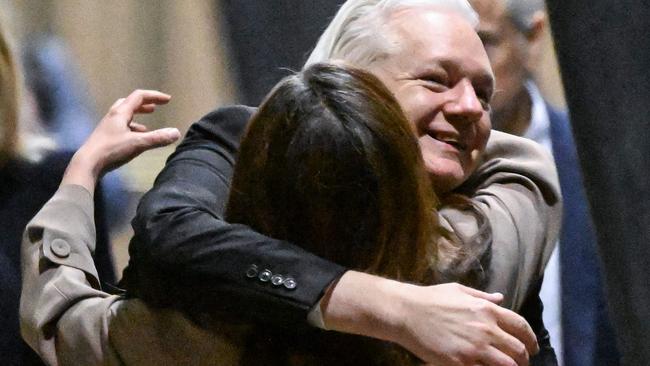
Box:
[226,63,440,282]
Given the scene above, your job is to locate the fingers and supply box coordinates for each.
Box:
[129,122,149,133]
[459,284,504,304]
[135,103,159,114]
[479,346,521,366]
[494,307,539,356]
[116,90,171,117]
[135,128,181,152]
[489,328,529,366]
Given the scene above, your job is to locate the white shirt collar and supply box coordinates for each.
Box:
[522,80,553,152]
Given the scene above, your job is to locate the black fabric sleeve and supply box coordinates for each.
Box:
[520,278,558,366]
[122,105,346,326]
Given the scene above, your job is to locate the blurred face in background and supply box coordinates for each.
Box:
[369,8,494,193]
[470,0,545,132]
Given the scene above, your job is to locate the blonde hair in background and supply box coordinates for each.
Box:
[304,0,478,69]
[0,14,20,164]
[0,11,55,165]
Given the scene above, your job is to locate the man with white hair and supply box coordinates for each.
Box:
[469,0,620,364]
[123,1,561,364]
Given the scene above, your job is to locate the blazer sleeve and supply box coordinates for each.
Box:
[124,105,346,325]
[440,130,562,311]
[20,184,123,366]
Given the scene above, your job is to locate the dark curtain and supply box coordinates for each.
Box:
[546,1,650,364]
[219,0,346,105]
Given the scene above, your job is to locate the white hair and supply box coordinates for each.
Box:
[503,0,545,33]
[304,0,478,69]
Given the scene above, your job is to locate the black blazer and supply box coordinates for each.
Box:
[123,106,346,326]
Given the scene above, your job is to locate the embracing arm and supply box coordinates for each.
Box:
[20,90,180,366]
[442,130,562,311]
[20,185,123,366]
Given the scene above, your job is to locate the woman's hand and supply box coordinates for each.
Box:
[61,89,181,192]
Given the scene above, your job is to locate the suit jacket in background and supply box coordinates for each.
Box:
[548,106,621,365]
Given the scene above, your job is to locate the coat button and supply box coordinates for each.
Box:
[270,274,284,286]
[246,264,259,278]
[258,269,272,282]
[51,239,71,258]
[283,277,297,290]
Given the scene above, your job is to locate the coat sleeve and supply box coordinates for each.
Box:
[123,105,346,325]
[20,184,123,366]
[440,130,562,311]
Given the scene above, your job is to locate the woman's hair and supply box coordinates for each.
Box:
[303,0,478,69]
[226,63,491,364]
[227,63,440,283]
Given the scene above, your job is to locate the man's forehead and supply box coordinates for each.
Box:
[392,11,489,57]
[390,6,472,27]
[389,8,478,45]
[385,9,494,85]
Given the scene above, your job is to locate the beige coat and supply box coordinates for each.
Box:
[20,130,561,365]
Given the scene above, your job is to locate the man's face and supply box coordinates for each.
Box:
[470,0,530,122]
[368,9,494,193]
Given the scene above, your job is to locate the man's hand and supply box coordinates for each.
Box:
[62,89,180,192]
[322,272,538,366]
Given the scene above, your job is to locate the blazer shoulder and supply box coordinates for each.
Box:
[186,105,258,146]
[198,105,257,130]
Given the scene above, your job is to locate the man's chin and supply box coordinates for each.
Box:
[425,164,466,195]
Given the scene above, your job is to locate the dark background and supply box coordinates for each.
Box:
[221,0,346,105]
[545,1,649,364]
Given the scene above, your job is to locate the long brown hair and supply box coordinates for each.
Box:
[226,63,489,364]
[227,63,440,283]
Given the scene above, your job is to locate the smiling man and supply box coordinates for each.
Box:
[365,9,493,193]
[122,1,561,365]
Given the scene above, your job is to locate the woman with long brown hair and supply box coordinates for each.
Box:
[21,63,512,365]
[227,63,488,365]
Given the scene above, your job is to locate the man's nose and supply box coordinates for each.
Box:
[443,79,484,125]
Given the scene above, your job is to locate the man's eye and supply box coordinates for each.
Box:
[476,91,492,111]
[421,76,447,89]
[477,95,492,111]
[479,98,492,112]
[478,32,499,47]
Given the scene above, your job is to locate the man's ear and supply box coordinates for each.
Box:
[525,10,547,72]
[527,10,547,43]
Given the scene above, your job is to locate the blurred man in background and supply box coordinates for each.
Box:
[469,0,620,364]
